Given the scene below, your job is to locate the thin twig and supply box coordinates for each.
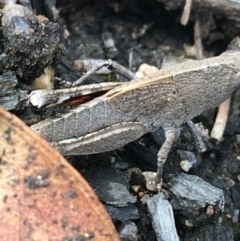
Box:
[210,98,230,142]
[194,17,204,60]
[181,0,192,25]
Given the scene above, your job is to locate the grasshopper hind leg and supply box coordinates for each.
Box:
[52,122,147,155]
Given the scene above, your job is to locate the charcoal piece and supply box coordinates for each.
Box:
[118,220,138,241]
[184,224,234,241]
[1,2,63,85]
[147,192,179,241]
[0,71,28,110]
[85,167,136,207]
[105,204,140,222]
[168,173,224,221]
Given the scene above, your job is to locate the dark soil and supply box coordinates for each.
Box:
[11,0,240,240]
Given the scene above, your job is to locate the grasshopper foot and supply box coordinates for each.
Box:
[52,77,72,88]
[143,124,176,192]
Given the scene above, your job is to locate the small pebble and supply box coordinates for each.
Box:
[185,220,193,227]
[236,156,240,161]
[206,205,214,216]
[180,160,192,172]
[225,178,235,188]
[210,152,216,159]
[142,171,157,191]
[118,221,138,241]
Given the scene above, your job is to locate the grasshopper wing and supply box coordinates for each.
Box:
[106,70,178,117]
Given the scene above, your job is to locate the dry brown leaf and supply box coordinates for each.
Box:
[0,106,120,241]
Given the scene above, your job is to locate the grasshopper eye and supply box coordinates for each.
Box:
[172,90,177,95]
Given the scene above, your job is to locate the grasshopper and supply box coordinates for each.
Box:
[29,52,240,190]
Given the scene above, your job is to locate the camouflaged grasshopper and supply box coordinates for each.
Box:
[29,52,240,189]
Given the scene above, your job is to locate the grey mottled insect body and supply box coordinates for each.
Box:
[31,51,240,156]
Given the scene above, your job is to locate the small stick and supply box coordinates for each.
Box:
[210,38,240,142]
[194,14,230,143]
[210,98,230,142]
[181,0,192,26]
[194,17,204,60]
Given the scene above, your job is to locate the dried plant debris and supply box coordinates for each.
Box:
[158,0,240,22]
[0,1,64,85]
